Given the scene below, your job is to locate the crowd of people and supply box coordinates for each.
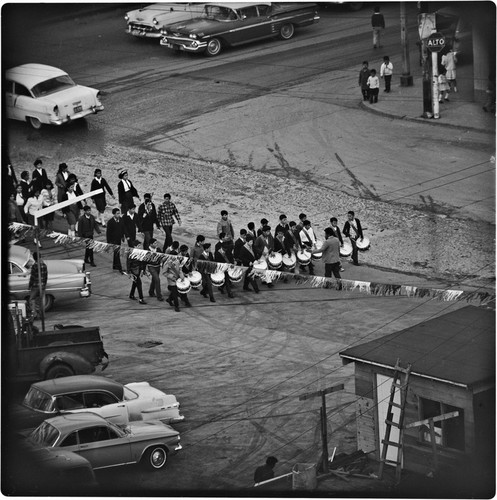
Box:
[7,160,367,313]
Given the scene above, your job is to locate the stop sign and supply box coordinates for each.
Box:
[426,32,446,52]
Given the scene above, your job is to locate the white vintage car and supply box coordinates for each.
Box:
[125,3,206,38]
[5,64,104,129]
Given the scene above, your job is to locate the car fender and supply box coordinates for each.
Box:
[39,351,95,378]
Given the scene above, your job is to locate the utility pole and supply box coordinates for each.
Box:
[400,2,413,86]
[33,188,103,330]
[299,383,344,473]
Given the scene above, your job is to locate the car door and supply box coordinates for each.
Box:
[83,391,130,426]
[8,261,30,295]
[10,82,37,121]
[227,5,270,44]
[74,425,132,470]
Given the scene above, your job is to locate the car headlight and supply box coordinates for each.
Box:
[189,33,197,39]
[153,18,158,25]
[124,14,129,21]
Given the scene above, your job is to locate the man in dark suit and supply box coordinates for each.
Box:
[238,234,259,293]
[77,206,101,267]
[342,210,364,266]
[106,208,127,272]
[122,204,140,248]
[31,158,49,193]
[233,229,247,266]
[214,235,234,298]
[329,217,344,245]
[137,195,159,250]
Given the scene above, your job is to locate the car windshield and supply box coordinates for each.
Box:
[23,387,55,413]
[203,5,237,20]
[31,75,76,98]
[29,421,60,447]
[123,386,139,401]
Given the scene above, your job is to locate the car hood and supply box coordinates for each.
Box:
[166,17,222,36]
[128,420,179,438]
[36,85,99,108]
[125,382,178,406]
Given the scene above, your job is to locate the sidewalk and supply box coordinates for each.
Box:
[361,65,496,134]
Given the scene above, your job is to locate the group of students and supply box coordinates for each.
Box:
[114,209,365,312]
[358,56,393,104]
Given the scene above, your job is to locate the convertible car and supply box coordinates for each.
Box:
[16,375,184,430]
[160,2,319,56]
[26,412,181,470]
[125,3,206,38]
[8,244,91,311]
[5,64,104,129]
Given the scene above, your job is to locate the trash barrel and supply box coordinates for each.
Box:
[292,463,317,490]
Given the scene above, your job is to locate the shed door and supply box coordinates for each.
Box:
[376,374,403,466]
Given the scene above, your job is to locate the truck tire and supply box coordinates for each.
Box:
[45,363,75,379]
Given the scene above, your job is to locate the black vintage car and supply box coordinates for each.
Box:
[160,2,319,56]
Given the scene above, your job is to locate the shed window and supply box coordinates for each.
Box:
[419,397,465,451]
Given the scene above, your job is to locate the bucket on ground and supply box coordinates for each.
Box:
[292,462,317,490]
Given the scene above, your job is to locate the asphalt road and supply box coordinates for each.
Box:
[3,3,494,495]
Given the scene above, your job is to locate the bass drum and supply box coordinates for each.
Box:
[253,259,268,271]
[176,277,191,294]
[188,271,202,289]
[356,236,370,251]
[340,240,353,257]
[282,253,296,270]
[228,267,244,283]
[210,272,225,287]
[296,249,311,266]
[312,239,323,261]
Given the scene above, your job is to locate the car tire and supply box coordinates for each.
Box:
[43,294,55,312]
[28,116,43,130]
[45,363,75,379]
[279,23,295,40]
[143,446,168,470]
[205,38,222,56]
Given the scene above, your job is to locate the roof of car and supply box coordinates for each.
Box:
[206,2,271,9]
[45,412,110,432]
[31,375,124,399]
[6,64,68,88]
[9,244,32,266]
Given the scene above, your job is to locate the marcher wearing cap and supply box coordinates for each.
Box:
[117,170,140,215]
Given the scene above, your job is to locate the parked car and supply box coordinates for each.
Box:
[26,412,182,470]
[160,2,320,56]
[15,374,184,430]
[8,244,91,311]
[5,63,104,129]
[125,3,206,38]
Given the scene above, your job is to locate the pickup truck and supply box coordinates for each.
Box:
[7,301,109,382]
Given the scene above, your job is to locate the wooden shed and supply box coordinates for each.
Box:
[339,306,495,477]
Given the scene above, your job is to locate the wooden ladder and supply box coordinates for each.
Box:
[378,359,412,484]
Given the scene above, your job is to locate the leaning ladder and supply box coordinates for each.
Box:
[378,359,412,484]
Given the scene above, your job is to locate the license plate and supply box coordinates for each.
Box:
[73,105,83,113]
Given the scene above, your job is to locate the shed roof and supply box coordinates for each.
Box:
[340,306,495,390]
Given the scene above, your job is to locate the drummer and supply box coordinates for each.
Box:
[328,217,345,272]
[254,225,275,288]
[274,228,291,282]
[298,220,316,275]
[311,228,342,285]
[198,243,216,303]
[214,232,235,298]
[342,210,364,266]
[284,222,300,275]
[163,253,189,312]
[238,234,260,293]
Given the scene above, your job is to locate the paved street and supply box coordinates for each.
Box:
[4,2,495,496]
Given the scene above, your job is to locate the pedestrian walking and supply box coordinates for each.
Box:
[214,235,235,298]
[311,227,342,286]
[163,254,186,311]
[438,70,450,102]
[238,234,260,293]
[380,55,393,92]
[123,204,140,248]
[342,210,364,266]
[8,192,24,223]
[441,47,457,92]
[55,163,70,203]
[147,238,164,301]
[371,6,385,49]
[127,241,146,304]
[90,168,115,227]
[40,180,55,231]
[138,194,159,250]
[19,170,33,202]
[77,205,101,267]
[117,169,140,214]
[6,161,18,196]
[358,61,371,101]
[31,158,49,193]
[106,208,127,272]
[216,210,235,245]
[367,69,380,103]
[29,252,48,319]
[157,193,182,251]
[61,181,82,238]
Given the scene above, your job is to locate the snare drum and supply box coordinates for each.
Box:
[253,259,268,271]
[356,236,370,252]
[176,277,191,294]
[312,239,323,261]
[296,249,311,266]
[282,253,297,270]
[268,252,283,269]
[210,272,225,287]
[188,271,202,289]
[228,267,244,283]
[340,240,353,257]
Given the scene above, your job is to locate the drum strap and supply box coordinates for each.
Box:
[349,220,358,237]
[302,228,314,245]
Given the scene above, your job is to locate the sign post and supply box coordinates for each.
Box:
[426,32,446,119]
